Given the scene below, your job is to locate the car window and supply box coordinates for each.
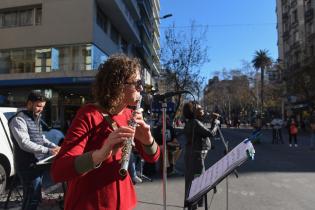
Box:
[3,112,16,121]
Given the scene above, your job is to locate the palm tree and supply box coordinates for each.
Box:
[252,49,272,117]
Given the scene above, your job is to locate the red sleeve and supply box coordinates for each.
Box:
[50,105,100,182]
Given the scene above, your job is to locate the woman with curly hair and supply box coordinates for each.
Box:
[51,54,160,210]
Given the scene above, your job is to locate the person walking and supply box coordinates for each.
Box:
[9,91,60,210]
[51,54,160,210]
[288,118,298,147]
[270,115,284,144]
[182,102,219,209]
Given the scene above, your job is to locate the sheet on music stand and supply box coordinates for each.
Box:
[187,140,255,202]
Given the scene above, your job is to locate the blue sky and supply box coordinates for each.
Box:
[159,0,278,80]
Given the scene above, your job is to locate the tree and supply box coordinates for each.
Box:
[251,49,273,116]
[203,72,255,124]
[160,21,209,114]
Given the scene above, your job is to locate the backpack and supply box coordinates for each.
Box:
[290,124,298,135]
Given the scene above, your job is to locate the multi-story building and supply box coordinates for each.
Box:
[276,0,315,117]
[0,0,161,129]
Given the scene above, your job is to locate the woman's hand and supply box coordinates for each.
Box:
[92,126,135,164]
[133,111,154,145]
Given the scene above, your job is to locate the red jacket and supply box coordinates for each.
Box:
[51,104,160,210]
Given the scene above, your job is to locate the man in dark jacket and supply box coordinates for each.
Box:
[9,91,60,210]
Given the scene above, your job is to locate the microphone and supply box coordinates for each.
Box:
[153,90,190,101]
[212,112,221,119]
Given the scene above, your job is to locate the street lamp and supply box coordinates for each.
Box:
[154,13,173,20]
[160,13,172,19]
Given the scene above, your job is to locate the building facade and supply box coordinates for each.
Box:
[276,0,315,119]
[0,0,161,129]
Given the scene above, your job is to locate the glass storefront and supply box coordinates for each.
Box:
[0,44,108,74]
[0,89,92,131]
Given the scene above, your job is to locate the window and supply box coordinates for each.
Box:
[307,22,314,35]
[283,21,289,32]
[96,7,108,33]
[35,48,51,72]
[294,51,300,64]
[19,9,33,26]
[293,31,299,42]
[3,12,17,27]
[0,44,107,74]
[0,6,42,28]
[110,25,119,44]
[121,39,128,53]
[35,8,42,25]
[11,50,25,73]
[82,45,92,70]
[291,10,298,25]
[0,51,10,74]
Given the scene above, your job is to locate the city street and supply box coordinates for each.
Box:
[1,127,315,210]
[136,128,315,210]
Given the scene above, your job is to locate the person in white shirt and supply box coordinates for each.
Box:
[270,116,284,144]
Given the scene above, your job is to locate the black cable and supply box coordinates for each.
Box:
[160,22,276,30]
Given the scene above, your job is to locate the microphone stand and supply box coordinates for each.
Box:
[215,123,238,210]
[161,100,168,210]
[154,91,191,210]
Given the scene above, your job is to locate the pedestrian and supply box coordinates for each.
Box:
[182,102,219,209]
[128,149,143,184]
[270,115,284,144]
[288,117,298,147]
[309,110,315,150]
[50,54,160,210]
[9,91,60,210]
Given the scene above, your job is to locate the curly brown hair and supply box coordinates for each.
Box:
[92,54,141,113]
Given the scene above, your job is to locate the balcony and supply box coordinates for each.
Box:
[305,9,314,22]
[96,0,141,44]
[290,0,297,8]
[308,31,315,40]
[291,20,298,28]
[282,12,289,20]
[282,31,290,40]
[138,0,153,20]
[289,63,301,72]
[124,0,141,19]
[291,41,300,50]
[138,19,153,42]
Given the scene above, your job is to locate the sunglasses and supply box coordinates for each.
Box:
[124,80,143,90]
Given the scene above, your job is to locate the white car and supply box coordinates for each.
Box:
[0,107,64,194]
[0,107,18,194]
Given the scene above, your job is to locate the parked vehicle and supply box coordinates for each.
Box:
[0,107,18,194]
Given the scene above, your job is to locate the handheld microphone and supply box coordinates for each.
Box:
[153,90,190,101]
[212,112,221,119]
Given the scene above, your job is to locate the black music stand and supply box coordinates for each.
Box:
[4,155,55,209]
[185,137,256,210]
[138,158,153,182]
